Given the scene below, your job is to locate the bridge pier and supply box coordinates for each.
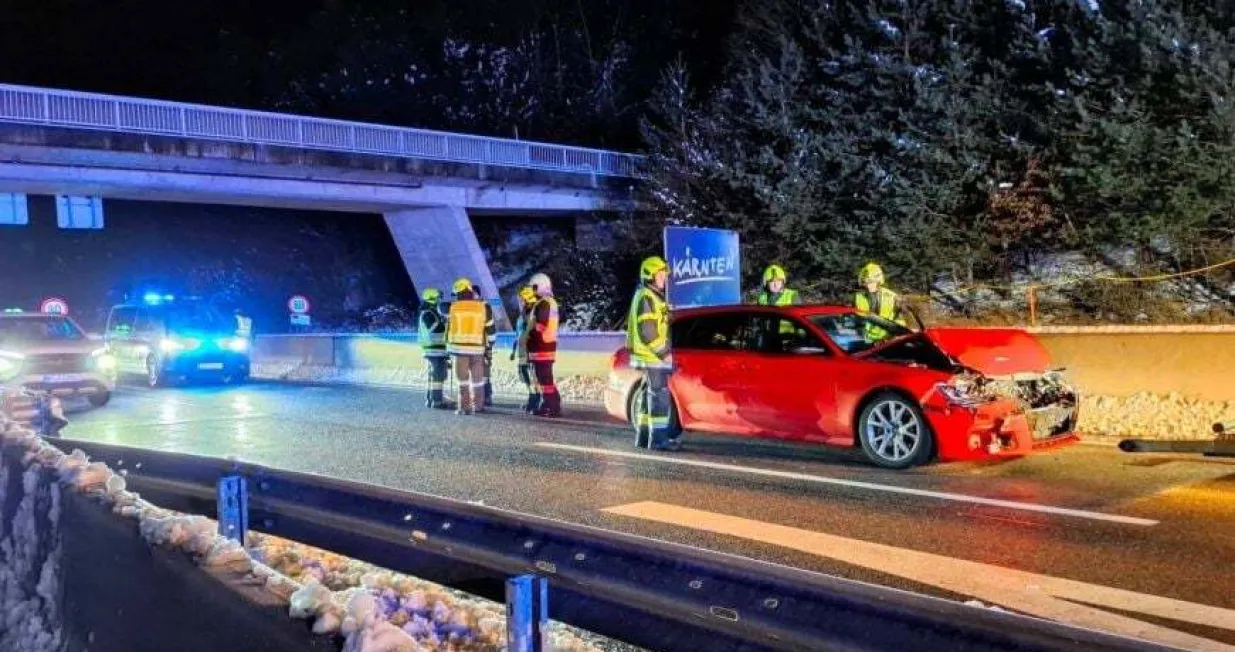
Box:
[385,206,510,329]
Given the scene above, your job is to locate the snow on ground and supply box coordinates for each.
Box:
[0,416,633,652]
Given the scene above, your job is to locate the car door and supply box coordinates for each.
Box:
[736,314,844,443]
[668,312,761,433]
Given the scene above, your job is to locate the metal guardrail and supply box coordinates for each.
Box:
[48,437,1170,652]
[0,83,645,178]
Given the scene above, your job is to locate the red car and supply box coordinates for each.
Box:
[604,305,1080,468]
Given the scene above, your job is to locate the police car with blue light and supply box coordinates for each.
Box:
[0,307,117,409]
[104,293,250,387]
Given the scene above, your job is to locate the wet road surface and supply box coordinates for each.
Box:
[62,382,1235,649]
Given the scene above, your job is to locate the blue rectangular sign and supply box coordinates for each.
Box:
[664,226,741,308]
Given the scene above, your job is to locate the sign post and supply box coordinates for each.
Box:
[40,297,69,316]
[287,295,312,330]
[663,226,741,309]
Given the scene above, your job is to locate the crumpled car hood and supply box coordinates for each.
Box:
[924,327,1053,376]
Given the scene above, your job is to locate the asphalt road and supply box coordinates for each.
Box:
[61,382,1235,650]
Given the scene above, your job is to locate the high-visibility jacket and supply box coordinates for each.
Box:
[483,302,496,352]
[758,288,801,334]
[235,315,253,338]
[855,287,906,341]
[757,288,800,306]
[512,305,534,363]
[528,296,559,362]
[447,299,488,355]
[418,306,447,358]
[627,284,671,369]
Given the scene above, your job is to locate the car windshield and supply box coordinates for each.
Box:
[0,316,85,345]
[810,313,913,354]
[166,304,229,332]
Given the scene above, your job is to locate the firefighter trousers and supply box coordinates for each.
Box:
[424,355,449,407]
[531,360,560,416]
[452,354,486,414]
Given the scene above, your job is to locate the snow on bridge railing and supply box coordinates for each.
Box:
[0,83,646,178]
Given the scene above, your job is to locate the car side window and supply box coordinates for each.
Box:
[672,314,756,352]
[751,316,827,355]
[107,307,136,337]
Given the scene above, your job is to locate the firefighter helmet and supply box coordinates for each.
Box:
[421,288,441,304]
[763,264,788,284]
[859,262,885,286]
[640,256,668,281]
[518,286,536,305]
[528,273,553,296]
[452,277,473,295]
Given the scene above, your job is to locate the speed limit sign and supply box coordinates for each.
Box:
[40,297,69,315]
[287,295,312,315]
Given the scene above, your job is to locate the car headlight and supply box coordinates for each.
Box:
[219,337,249,353]
[936,377,994,408]
[160,337,200,354]
[91,348,116,373]
[0,351,24,381]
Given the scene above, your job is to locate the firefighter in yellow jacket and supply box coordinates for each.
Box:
[447,278,494,415]
[627,256,678,451]
[854,262,907,342]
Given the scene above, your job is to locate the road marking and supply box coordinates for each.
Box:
[535,442,1159,526]
[604,501,1235,651]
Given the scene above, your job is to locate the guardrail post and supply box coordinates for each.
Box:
[217,475,248,544]
[506,574,548,652]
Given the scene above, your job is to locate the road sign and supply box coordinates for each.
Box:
[287,295,311,315]
[40,297,69,315]
[664,226,741,309]
[290,314,312,327]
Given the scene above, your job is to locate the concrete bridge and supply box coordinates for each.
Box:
[0,83,645,325]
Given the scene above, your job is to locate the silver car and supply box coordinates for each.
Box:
[0,312,117,407]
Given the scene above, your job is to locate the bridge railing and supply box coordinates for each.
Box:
[45,436,1166,652]
[0,83,645,178]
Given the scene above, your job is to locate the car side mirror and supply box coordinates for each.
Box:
[792,346,829,356]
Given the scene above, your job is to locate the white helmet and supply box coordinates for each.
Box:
[528,273,553,297]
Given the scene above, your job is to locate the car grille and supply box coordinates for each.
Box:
[24,353,91,375]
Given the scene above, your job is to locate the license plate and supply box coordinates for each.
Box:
[197,363,225,371]
[41,374,85,384]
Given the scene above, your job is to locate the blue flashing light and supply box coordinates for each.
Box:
[3,308,23,313]
[143,292,176,306]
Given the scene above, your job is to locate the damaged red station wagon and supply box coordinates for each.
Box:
[604,305,1080,469]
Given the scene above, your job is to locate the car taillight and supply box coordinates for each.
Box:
[610,348,630,369]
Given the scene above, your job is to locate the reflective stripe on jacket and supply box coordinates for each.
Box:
[418,307,447,357]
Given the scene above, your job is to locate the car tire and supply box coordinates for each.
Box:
[857,392,934,469]
[87,391,111,408]
[628,382,682,449]
[146,356,170,389]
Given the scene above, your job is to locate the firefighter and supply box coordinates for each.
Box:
[418,288,453,409]
[757,264,800,306]
[509,285,538,413]
[447,278,493,415]
[233,309,254,340]
[627,256,677,451]
[854,261,907,342]
[526,272,560,418]
[471,284,497,408]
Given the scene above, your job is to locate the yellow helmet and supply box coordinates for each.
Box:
[421,288,441,304]
[452,277,473,295]
[859,262,885,285]
[518,285,536,305]
[640,256,668,281]
[763,264,787,284]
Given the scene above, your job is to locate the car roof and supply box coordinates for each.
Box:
[672,304,855,319]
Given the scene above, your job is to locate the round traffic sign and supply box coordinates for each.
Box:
[40,297,69,315]
[287,295,312,315]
